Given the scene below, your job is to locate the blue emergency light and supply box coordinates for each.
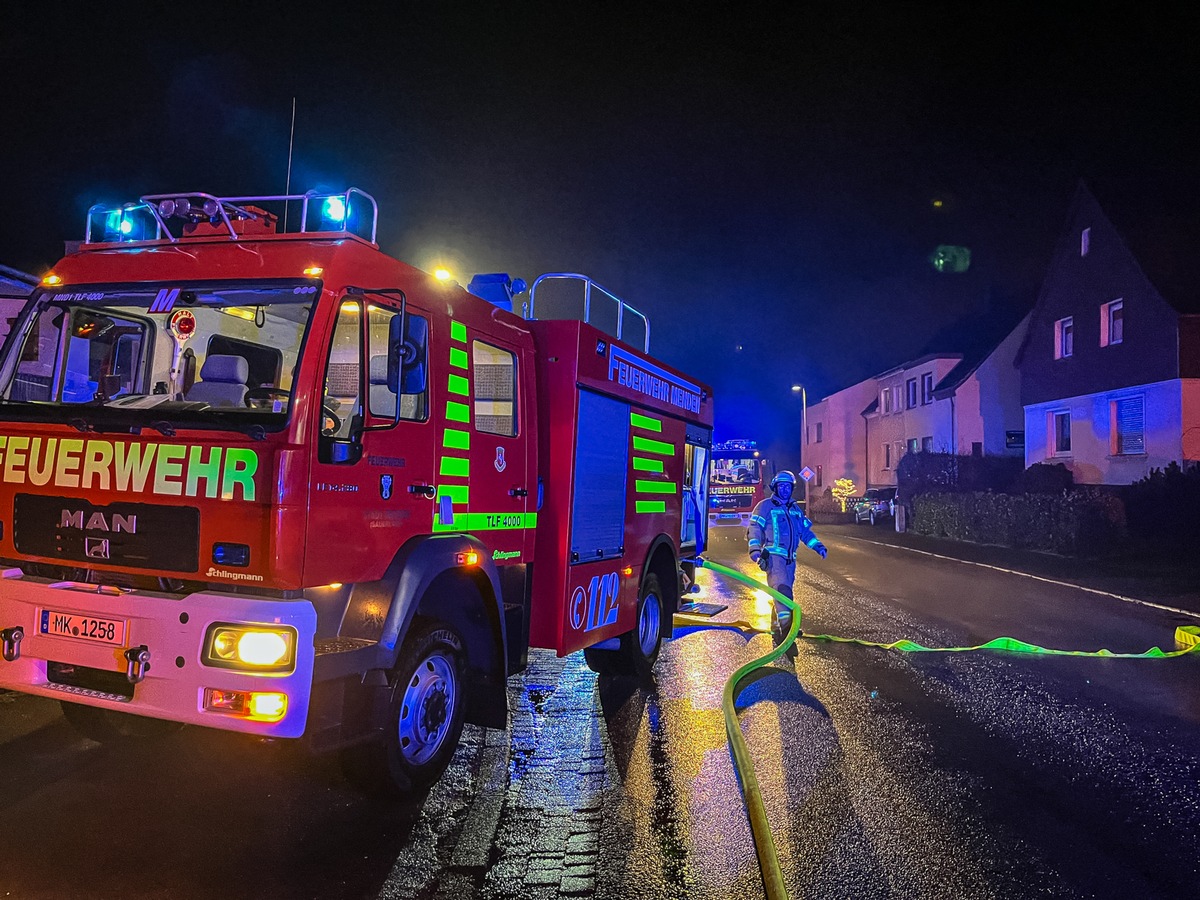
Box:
[87,203,160,244]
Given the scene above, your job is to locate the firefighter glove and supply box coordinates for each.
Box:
[813,542,828,559]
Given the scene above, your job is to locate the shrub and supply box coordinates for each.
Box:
[1122,461,1200,549]
[910,488,1125,555]
[1009,462,1074,494]
[896,451,1024,498]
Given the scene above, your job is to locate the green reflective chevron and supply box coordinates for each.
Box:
[443,428,470,450]
[633,457,664,473]
[450,347,468,369]
[439,456,469,477]
[451,321,467,343]
[635,480,677,494]
[633,435,674,456]
[636,500,666,514]
[446,401,470,423]
[436,484,469,504]
[448,373,470,396]
[432,511,539,533]
[630,412,662,432]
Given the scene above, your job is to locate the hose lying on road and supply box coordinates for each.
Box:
[694,558,1200,900]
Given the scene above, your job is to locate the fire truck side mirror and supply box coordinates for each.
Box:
[387,314,428,396]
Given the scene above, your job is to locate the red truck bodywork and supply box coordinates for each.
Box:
[0,191,712,786]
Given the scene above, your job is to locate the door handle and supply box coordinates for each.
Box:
[408,483,436,498]
[508,487,528,498]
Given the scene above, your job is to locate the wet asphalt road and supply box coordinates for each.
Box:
[1,527,1198,899]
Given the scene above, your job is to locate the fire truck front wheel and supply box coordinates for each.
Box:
[60,701,184,743]
[382,620,467,793]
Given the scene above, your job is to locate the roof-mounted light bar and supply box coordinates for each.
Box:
[83,188,379,245]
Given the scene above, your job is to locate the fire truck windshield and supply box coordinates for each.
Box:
[711,456,761,484]
[0,280,317,433]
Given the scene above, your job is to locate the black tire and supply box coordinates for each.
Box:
[381,620,467,793]
[582,573,664,678]
[60,700,183,743]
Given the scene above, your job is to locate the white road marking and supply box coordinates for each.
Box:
[835,534,1200,621]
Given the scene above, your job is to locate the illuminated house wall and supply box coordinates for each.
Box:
[805,379,877,492]
[1017,181,1200,484]
[863,355,963,487]
[1025,380,1188,483]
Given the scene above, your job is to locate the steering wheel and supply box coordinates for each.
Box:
[244,387,291,408]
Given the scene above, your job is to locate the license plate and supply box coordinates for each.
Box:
[39,609,127,646]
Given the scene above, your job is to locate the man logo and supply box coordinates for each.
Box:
[60,510,137,533]
[380,474,393,500]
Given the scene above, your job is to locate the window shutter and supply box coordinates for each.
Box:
[1115,398,1145,455]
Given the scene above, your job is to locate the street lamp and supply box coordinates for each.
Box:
[791,384,808,511]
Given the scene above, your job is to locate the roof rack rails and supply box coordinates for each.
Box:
[524,273,650,353]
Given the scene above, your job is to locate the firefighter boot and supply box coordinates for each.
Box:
[772,609,799,659]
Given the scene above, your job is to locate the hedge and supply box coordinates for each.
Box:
[910,489,1126,555]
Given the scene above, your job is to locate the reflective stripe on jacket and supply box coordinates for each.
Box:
[747,496,819,564]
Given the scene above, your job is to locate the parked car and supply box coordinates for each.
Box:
[853,487,897,525]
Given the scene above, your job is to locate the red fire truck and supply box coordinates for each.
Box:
[0,190,713,792]
[707,439,774,530]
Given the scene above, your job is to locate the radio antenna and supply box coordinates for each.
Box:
[283,97,296,230]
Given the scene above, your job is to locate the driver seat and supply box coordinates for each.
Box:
[187,355,249,407]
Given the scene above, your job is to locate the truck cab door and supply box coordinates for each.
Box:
[305,294,435,588]
[439,329,532,563]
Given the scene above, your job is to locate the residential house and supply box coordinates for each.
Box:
[808,314,1030,493]
[1018,181,1200,483]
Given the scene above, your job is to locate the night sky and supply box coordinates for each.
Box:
[3,4,1197,466]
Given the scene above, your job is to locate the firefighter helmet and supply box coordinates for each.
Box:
[770,470,797,492]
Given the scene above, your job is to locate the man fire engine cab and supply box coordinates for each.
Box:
[0,190,713,794]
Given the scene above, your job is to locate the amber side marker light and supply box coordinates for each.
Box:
[303,266,324,277]
[42,273,62,286]
[455,551,479,566]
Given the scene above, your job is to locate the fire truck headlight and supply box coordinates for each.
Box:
[204,625,296,672]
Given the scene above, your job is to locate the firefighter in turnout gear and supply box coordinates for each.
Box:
[747,470,828,649]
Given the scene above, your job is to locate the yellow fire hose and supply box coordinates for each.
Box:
[694,557,1200,900]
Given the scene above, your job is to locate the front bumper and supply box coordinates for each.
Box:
[0,569,317,738]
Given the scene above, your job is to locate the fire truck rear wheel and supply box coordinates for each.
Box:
[583,573,664,677]
[60,700,183,743]
[382,620,467,792]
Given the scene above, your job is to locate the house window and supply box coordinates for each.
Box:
[971,441,983,457]
[908,438,920,454]
[1101,299,1123,347]
[1110,396,1145,455]
[921,372,934,404]
[922,436,933,452]
[880,388,891,414]
[1051,411,1071,455]
[1054,317,1074,359]
[906,378,917,409]
[1081,227,1090,256]
[883,443,892,469]
[816,422,823,443]
[816,465,823,487]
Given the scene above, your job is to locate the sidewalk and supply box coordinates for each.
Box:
[818,523,1200,616]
